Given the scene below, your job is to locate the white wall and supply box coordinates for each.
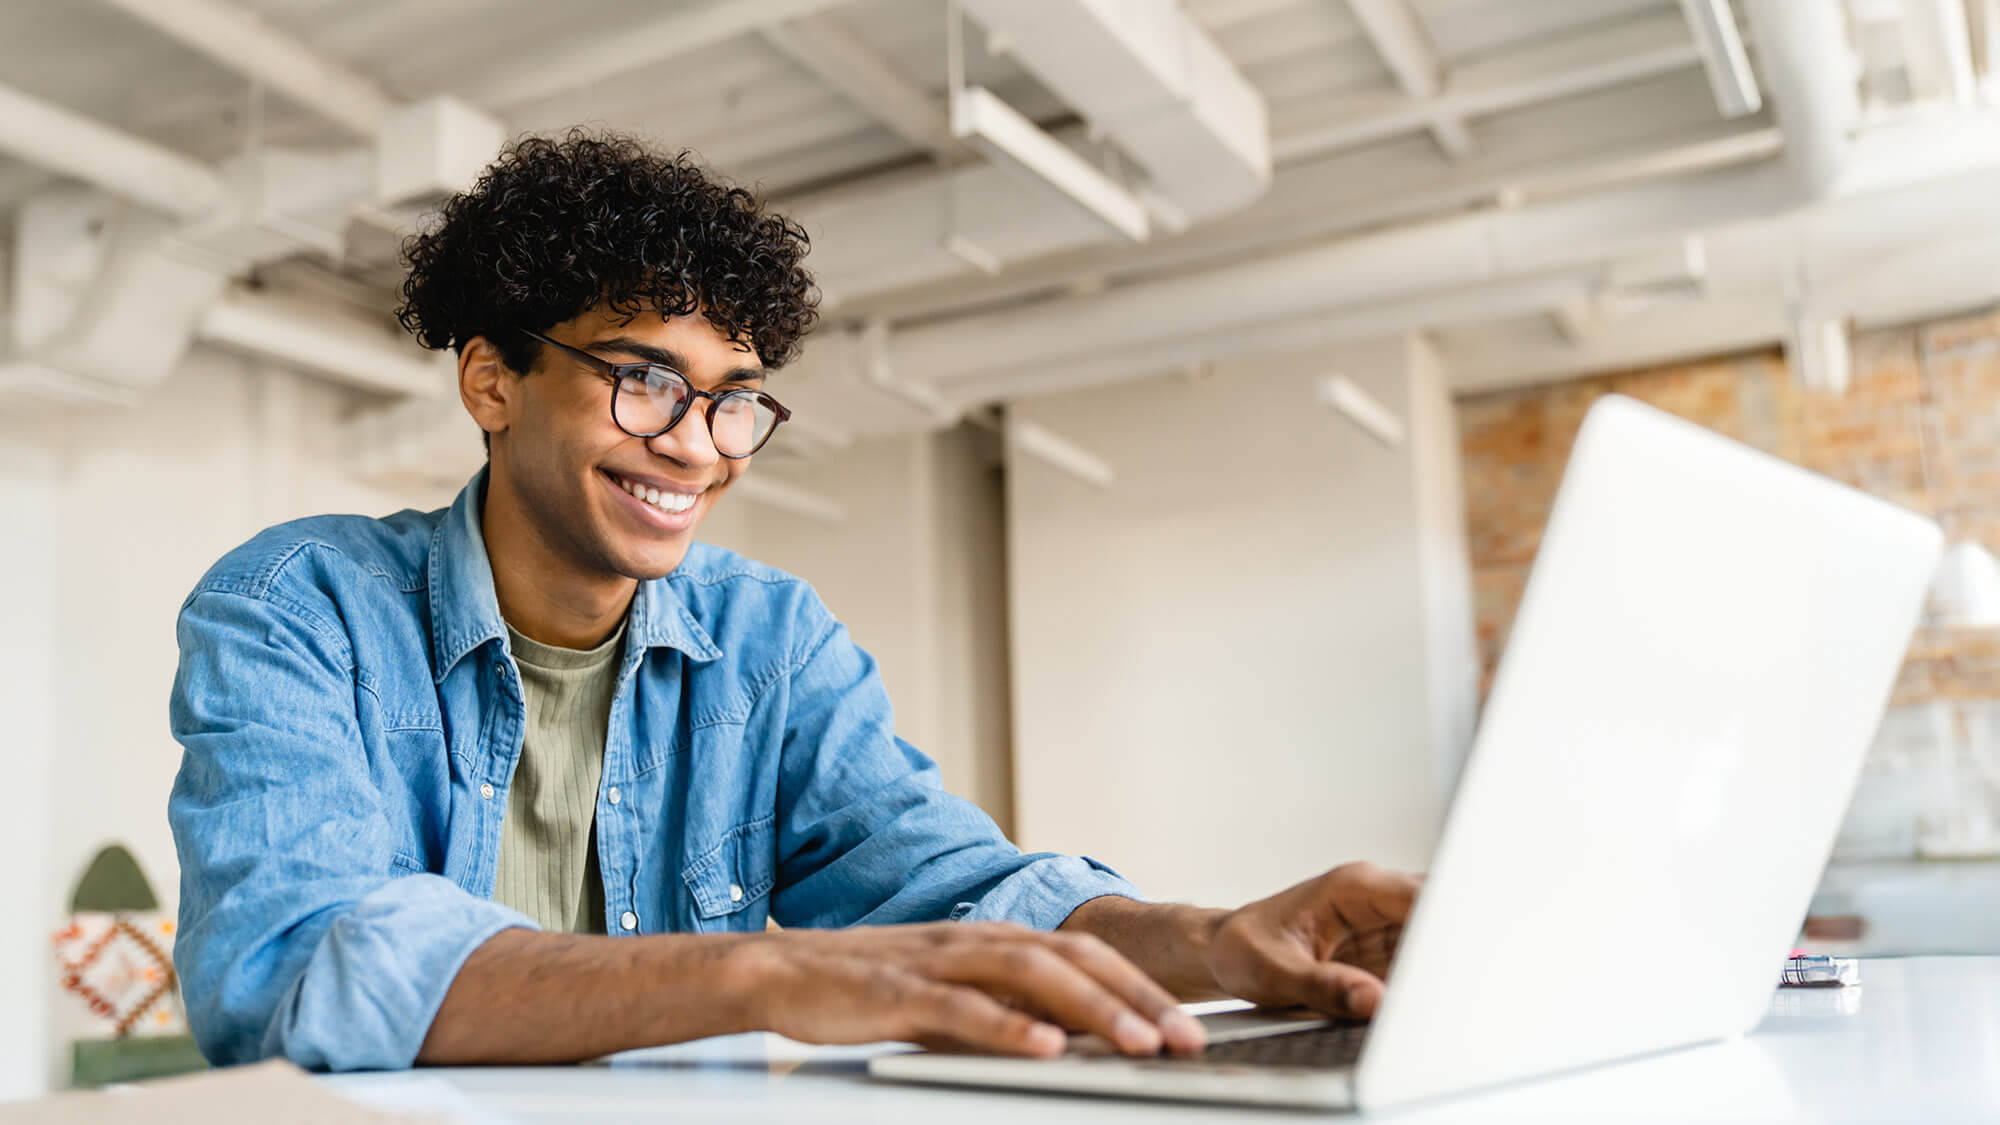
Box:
[8,352,457,1094]
[1406,337,1483,801]
[745,425,1015,826]
[1004,335,1473,908]
[0,427,56,1101]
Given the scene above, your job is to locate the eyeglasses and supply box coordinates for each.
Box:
[519,328,790,459]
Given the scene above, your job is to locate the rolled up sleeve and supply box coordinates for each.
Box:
[168,588,534,1070]
[769,611,1144,932]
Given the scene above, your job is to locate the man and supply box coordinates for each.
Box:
[168,131,1418,1070]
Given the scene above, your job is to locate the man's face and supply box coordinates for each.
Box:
[489,305,764,581]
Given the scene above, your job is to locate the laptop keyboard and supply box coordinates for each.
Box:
[1191,1021,1371,1069]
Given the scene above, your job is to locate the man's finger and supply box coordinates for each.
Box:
[1047,932,1206,1054]
[931,944,1165,1056]
[902,979,1067,1057]
[1331,862,1422,930]
[1284,959,1386,1019]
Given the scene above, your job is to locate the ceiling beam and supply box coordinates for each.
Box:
[1276,9,1702,163]
[1900,0,1980,106]
[1345,0,1475,160]
[464,0,856,111]
[837,111,1778,324]
[759,15,959,158]
[0,83,222,218]
[1674,0,1762,117]
[95,0,396,138]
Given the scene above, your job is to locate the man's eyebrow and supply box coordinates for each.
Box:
[587,336,766,383]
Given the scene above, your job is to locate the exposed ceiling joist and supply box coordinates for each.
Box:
[465,0,856,111]
[1345,0,1475,159]
[95,0,396,138]
[0,83,222,218]
[1900,0,1981,106]
[1276,9,1702,163]
[760,14,959,158]
[1674,0,1762,117]
[841,110,1778,324]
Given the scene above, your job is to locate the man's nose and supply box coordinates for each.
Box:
[646,405,722,470]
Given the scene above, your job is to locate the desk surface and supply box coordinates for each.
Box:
[325,956,2000,1123]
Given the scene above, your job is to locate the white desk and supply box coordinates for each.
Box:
[325,956,2000,1123]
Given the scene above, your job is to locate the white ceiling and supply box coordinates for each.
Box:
[1,0,1996,447]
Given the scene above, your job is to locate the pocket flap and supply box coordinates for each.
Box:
[682,815,776,919]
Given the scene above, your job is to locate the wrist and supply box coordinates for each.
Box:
[711,932,789,1035]
[1187,907,1233,998]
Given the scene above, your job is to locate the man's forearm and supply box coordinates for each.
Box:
[1059,896,1230,1001]
[417,927,765,1064]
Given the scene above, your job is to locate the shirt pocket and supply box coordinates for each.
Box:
[681,814,776,930]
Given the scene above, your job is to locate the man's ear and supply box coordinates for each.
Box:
[459,335,517,443]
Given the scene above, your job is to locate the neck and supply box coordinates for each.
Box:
[480,468,635,650]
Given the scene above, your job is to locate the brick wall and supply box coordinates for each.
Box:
[1458,304,2000,705]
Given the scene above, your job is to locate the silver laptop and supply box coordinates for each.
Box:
[869,394,1943,1111]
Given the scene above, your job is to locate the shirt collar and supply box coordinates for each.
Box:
[427,467,723,683]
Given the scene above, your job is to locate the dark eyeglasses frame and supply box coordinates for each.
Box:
[519,328,790,459]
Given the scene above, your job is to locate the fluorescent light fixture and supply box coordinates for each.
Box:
[1318,375,1406,448]
[1676,0,1763,118]
[1007,417,1115,488]
[734,475,847,525]
[950,85,1149,242]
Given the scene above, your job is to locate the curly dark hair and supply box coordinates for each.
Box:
[395,129,818,377]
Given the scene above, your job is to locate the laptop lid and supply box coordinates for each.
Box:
[1354,395,1942,1109]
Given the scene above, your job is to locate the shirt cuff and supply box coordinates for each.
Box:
[262,875,539,1071]
[952,854,1147,930]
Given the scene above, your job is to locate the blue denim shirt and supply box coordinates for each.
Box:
[167,469,1140,1070]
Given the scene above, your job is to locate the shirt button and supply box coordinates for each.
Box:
[479,783,495,800]
[619,911,638,931]
[728,883,744,903]
[607,787,621,806]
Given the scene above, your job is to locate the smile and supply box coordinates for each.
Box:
[605,471,700,515]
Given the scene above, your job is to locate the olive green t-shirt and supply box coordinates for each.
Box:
[491,619,625,934]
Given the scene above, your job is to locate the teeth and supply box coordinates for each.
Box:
[617,475,697,515]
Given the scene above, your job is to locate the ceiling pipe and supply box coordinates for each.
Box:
[0,84,222,219]
[94,0,396,138]
[1740,0,1858,196]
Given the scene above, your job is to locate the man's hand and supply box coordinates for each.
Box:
[730,922,1208,1058]
[1204,862,1421,1019]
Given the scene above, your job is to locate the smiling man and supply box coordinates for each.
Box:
[167,131,1417,1071]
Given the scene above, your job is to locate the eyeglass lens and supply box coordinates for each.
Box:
[615,369,781,456]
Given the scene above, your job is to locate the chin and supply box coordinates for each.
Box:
[613,541,694,581]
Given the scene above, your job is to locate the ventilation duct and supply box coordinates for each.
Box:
[1,190,230,409]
